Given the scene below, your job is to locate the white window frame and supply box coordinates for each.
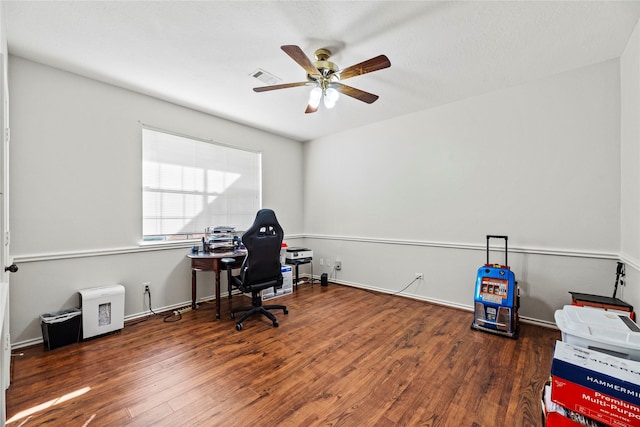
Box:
[141,126,262,243]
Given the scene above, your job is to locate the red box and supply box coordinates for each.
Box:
[550,341,640,426]
[543,379,608,427]
[551,376,640,426]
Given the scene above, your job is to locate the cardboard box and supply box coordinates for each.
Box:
[551,376,640,426]
[551,341,640,426]
[244,265,293,301]
[262,265,293,301]
[543,379,608,427]
[552,341,640,399]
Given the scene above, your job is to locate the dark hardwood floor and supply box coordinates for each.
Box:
[6,283,560,426]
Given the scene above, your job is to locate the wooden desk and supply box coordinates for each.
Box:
[187,251,246,319]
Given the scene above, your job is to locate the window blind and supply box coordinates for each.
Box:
[142,127,261,241]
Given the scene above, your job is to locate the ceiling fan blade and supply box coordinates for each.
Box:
[253,81,311,92]
[337,55,391,80]
[281,45,321,77]
[333,83,379,104]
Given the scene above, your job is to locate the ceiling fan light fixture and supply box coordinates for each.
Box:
[324,87,339,109]
[254,45,391,113]
[308,86,322,108]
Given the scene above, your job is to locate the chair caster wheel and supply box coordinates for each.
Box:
[283,309,289,315]
[236,323,243,331]
[273,321,279,327]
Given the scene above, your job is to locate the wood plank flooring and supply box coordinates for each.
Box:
[6,283,560,426]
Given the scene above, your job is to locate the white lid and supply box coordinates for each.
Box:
[554,305,640,350]
[78,284,125,298]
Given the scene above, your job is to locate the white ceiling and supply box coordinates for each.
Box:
[4,1,640,142]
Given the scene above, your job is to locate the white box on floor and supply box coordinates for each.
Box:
[78,285,125,339]
[243,265,293,301]
[555,304,640,361]
[262,265,293,301]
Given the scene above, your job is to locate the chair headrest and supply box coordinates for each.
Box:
[254,209,278,227]
[242,209,283,247]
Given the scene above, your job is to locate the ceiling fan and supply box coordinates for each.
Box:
[253,45,391,113]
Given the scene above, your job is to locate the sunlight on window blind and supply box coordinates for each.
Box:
[142,128,261,240]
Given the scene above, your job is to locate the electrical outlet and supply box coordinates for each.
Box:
[415,273,423,280]
[335,260,342,271]
[319,258,324,266]
[143,282,151,294]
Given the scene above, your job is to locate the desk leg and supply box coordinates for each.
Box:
[191,269,197,310]
[214,269,221,319]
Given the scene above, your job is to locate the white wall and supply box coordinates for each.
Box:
[8,56,304,345]
[621,18,640,311]
[303,59,622,324]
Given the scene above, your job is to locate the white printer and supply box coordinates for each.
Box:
[284,247,313,263]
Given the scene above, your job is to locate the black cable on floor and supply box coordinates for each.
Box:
[163,312,181,322]
[147,290,186,323]
[127,290,167,326]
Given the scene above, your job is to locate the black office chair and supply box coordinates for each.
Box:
[221,209,288,331]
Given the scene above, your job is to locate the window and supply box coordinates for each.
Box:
[142,127,261,242]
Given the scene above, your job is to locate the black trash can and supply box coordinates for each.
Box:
[40,308,81,350]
